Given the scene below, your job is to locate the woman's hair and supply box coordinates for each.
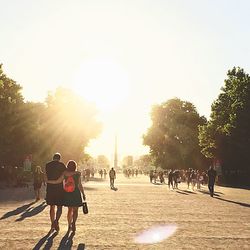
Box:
[35,166,43,173]
[66,160,77,172]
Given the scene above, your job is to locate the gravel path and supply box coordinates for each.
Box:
[0,174,249,249]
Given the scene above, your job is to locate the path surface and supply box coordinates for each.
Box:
[0,174,249,250]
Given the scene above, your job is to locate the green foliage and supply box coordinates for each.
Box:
[0,65,101,166]
[97,155,109,167]
[39,87,102,163]
[133,154,154,172]
[0,64,25,165]
[199,67,250,171]
[144,98,207,169]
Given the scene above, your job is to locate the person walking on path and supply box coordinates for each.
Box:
[149,170,154,183]
[168,169,174,190]
[46,160,86,232]
[109,167,116,189]
[33,166,45,202]
[45,153,66,232]
[208,166,217,197]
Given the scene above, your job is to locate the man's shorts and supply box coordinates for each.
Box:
[46,184,64,206]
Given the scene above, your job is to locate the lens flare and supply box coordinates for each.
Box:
[134,224,177,244]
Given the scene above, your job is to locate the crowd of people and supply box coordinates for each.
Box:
[98,168,107,179]
[0,165,32,188]
[148,167,217,196]
[123,168,141,178]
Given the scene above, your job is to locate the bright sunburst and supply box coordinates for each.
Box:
[72,57,130,112]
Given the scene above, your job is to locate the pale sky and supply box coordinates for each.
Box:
[1,0,250,162]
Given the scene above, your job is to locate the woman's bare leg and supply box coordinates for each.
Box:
[72,207,78,232]
[67,207,73,230]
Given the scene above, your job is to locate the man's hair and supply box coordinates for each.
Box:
[53,153,61,161]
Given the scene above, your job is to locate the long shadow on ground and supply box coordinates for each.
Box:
[180,190,197,194]
[58,231,76,249]
[0,201,36,220]
[214,197,250,208]
[152,182,163,185]
[175,190,189,195]
[198,190,220,197]
[33,231,58,250]
[214,191,224,194]
[15,201,47,221]
[77,244,85,250]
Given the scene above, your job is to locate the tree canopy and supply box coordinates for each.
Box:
[42,87,101,163]
[143,98,207,169]
[0,64,25,165]
[199,67,250,172]
[0,64,101,166]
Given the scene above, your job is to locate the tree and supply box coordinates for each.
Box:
[199,67,250,174]
[144,98,207,169]
[97,155,109,168]
[0,64,25,165]
[41,87,101,163]
[0,64,102,169]
[133,154,154,172]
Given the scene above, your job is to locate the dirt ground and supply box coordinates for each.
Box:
[0,174,249,250]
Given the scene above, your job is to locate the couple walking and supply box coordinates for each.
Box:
[45,153,86,233]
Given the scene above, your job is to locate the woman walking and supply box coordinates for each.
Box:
[33,166,45,201]
[46,160,86,232]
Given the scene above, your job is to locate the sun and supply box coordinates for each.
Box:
[72,57,130,112]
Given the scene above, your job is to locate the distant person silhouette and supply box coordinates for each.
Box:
[103,168,107,179]
[109,167,116,189]
[99,169,103,179]
[149,170,154,183]
[208,166,217,197]
[33,166,45,201]
[45,153,66,232]
[187,168,192,189]
[168,170,174,189]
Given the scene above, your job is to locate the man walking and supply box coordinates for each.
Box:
[109,167,116,189]
[208,166,217,197]
[168,169,174,190]
[45,153,66,232]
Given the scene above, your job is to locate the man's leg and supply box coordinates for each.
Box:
[111,178,114,188]
[171,180,173,189]
[54,205,63,231]
[208,183,213,196]
[37,188,41,200]
[34,189,38,200]
[50,205,55,230]
[211,183,215,197]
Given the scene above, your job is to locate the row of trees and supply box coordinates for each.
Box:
[0,64,101,167]
[1,63,249,183]
[143,67,250,182]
